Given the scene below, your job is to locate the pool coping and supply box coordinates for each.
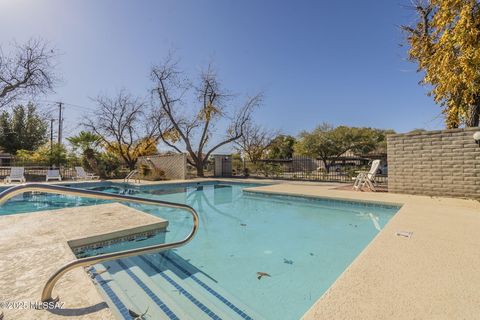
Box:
[68,218,168,256]
[242,187,404,207]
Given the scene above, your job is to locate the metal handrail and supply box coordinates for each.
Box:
[0,183,199,302]
[124,169,140,183]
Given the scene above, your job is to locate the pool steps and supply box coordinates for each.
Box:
[93,253,264,320]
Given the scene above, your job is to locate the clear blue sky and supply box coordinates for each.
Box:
[0,0,443,145]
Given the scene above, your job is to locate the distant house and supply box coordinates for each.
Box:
[325,150,387,165]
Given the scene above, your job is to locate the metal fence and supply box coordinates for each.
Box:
[0,166,80,181]
[230,156,388,184]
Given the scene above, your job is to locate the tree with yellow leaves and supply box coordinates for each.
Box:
[403,0,480,127]
[83,91,161,170]
[151,58,262,177]
[105,137,158,167]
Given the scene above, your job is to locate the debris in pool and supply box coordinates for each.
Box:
[128,306,149,319]
[283,258,294,265]
[256,272,271,280]
[396,231,413,238]
[309,253,314,256]
[240,223,247,226]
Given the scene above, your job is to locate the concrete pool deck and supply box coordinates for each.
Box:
[0,179,479,319]
[243,183,480,319]
[0,202,167,320]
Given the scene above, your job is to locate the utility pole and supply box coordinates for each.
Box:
[57,102,63,145]
[50,119,55,167]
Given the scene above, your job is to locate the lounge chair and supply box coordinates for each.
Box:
[74,167,99,180]
[5,167,26,183]
[353,160,381,191]
[46,169,62,182]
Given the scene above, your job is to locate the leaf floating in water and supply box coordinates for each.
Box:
[256,272,271,280]
[240,223,247,227]
[128,306,149,319]
[283,258,294,265]
[309,253,314,256]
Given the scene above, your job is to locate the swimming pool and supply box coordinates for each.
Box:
[0,181,400,319]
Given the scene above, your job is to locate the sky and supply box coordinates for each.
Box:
[0,0,444,152]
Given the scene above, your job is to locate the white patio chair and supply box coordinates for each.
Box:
[46,169,62,182]
[74,167,100,180]
[353,160,381,191]
[5,167,26,183]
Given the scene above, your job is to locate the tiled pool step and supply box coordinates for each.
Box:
[92,265,160,319]
[93,253,264,320]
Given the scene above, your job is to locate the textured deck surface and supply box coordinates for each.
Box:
[0,202,166,320]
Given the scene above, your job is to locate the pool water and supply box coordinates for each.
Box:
[0,182,400,319]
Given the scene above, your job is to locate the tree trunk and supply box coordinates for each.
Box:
[196,161,205,177]
[84,149,102,176]
[126,161,136,171]
[465,99,480,127]
[322,159,330,173]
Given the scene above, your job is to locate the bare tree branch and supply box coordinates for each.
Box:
[151,58,262,176]
[83,90,161,169]
[0,38,59,108]
[234,122,277,163]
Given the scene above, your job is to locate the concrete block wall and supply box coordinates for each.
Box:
[387,127,480,199]
[138,153,187,180]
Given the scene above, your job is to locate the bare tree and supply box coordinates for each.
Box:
[0,38,58,108]
[83,91,161,170]
[151,58,262,177]
[234,122,276,163]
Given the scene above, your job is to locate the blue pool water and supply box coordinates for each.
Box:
[0,181,400,319]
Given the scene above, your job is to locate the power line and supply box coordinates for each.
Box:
[8,98,97,112]
[5,98,98,140]
[57,102,63,144]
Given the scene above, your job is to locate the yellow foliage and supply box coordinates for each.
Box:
[106,138,158,161]
[406,0,480,127]
[162,128,181,143]
[198,102,220,121]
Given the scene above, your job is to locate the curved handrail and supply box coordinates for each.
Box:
[0,183,199,302]
[124,169,140,183]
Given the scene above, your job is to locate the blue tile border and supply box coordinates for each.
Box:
[243,190,402,210]
[138,255,223,320]
[117,260,179,320]
[160,253,255,320]
[91,267,130,320]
